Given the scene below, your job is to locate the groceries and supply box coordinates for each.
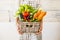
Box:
[33,9,41,19]
[15,4,46,22]
[37,10,46,21]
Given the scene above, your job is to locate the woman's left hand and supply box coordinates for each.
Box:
[35,24,42,35]
[35,30,41,35]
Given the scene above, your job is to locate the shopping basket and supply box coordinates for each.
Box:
[17,0,42,33]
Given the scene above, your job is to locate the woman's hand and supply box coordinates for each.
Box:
[35,23,42,35]
[16,17,23,35]
[16,23,23,35]
[35,30,42,35]
[17,27,23,35]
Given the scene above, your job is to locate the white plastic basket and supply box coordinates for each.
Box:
[18,21,42,33]
[18,0,41,33]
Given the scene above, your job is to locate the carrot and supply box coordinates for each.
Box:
[33,9,41,19]
[37,10,46,21]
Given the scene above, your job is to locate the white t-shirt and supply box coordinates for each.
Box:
[19,33,37,40]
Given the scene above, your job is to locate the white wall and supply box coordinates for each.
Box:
[43,22,60,40]
[0,11,9,22]
[40,0,60,10]
[0,0,19,22]
[0,0,19,39]
[0,22,19,40]
[41,0,60,40]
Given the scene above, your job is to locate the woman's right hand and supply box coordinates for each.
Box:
[16,17,23,35]
[17,24,23,35]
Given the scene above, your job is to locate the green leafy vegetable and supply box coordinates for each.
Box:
[15,4,39,22]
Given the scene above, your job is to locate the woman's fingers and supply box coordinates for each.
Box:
[17,29,23,35]
[17,25,23,35]
[35,31,41,35]
[18,30,23,35]
[35,25,42,35]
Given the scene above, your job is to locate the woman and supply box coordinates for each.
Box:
[16,17,42,40]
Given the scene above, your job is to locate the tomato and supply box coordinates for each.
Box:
[22,11,29,17]
[23,17,26,20]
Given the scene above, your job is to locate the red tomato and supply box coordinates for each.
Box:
[23,17,26,20]
[22,11,29,17]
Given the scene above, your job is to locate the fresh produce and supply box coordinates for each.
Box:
[26,15,30,20]
[15,4,46,22]
[22,11,29,17]
[37,10,46,21]
[20,13,23,18]
[15,11,20,17]
[23,4,35,13]
[23,17,26,21]
[18,5,25,13]
[33,9,41,19]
